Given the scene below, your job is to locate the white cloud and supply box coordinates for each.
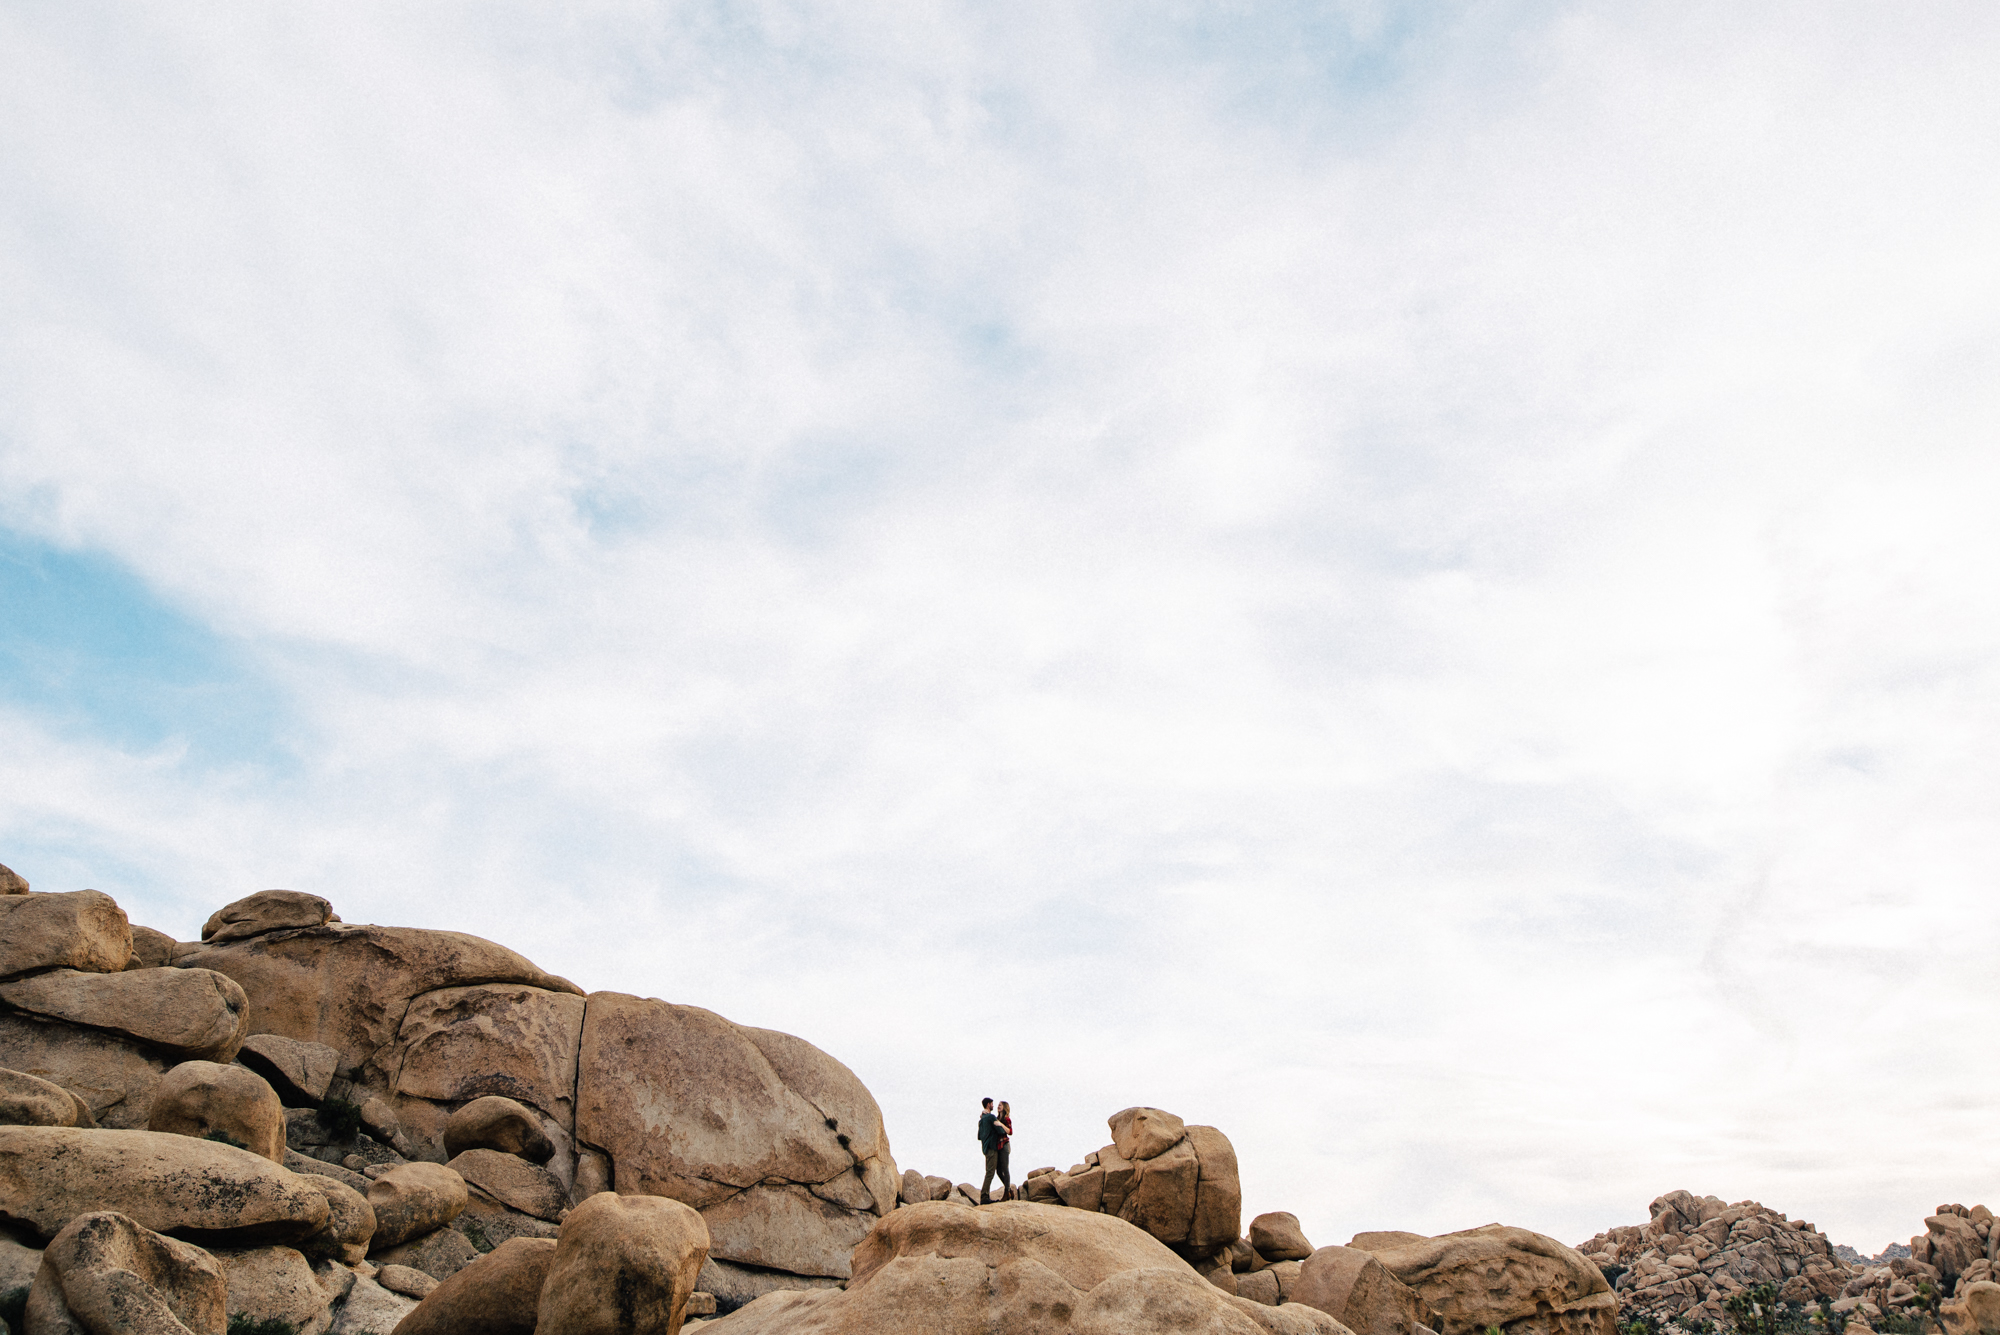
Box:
[5,0,2000,1255]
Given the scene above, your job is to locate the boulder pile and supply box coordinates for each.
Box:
[1574,1191,1853,1327]
[1835,1203,2000,1326]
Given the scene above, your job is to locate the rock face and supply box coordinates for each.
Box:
[391,1235,555,1335]
[0,890,131,980]
[0,1126,329,1245]
[0,968,249,1064]
[146,1061,286,1163]
[24,1210,227,1335]
[700,1202,1306,1335]
[1025,1109,1242,1263]
[0,1066,92,1128]
[0,863,26,894]
[0,1013,167,1129]
[1576,1191,1856,1325]
[1355,1224,1616,1335]
[202,889,334,943]
[536,1191,710,1335]
[297,1173,377,1264]
[1292,1245,1439,1335]
[448,1149,568,1221]
[1943,1280,2000,1335]
[575,993,899,1280]
[126,926,179,970]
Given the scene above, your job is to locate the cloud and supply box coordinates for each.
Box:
[5,0,2000,1254]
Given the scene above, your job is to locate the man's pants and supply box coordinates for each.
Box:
[981,1147,1011,1201]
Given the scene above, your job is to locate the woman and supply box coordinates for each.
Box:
[995,1100,1014,1201]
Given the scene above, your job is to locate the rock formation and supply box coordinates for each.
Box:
[1576,1190,1856,1327]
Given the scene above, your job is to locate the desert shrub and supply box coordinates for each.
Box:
[205,1128,248,1150]
[228,1317,298,1335]
[317,1097,364,1142]
[2,1284,29,1333]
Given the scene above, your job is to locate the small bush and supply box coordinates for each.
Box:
[2,1284,29,1334]
[205,1129,248,1150]
[317,1097,364,1142]
[228,1316,298,1335]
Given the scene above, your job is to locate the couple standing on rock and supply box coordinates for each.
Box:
[977,1096,1014,1203]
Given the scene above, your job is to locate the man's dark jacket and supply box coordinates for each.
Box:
[978,1111,1003,1153]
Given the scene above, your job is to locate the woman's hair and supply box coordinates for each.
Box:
[998,1101,1011,1115]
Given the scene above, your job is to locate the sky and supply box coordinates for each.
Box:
[4,0,2000,1258]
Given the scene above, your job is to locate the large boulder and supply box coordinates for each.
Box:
[1252,1213,1315,1263]
[22,1211,226,1335]
[575,993,898,1279]
[202,890,333,943]
[297,1173,377,1264]
[701,1205,1332,1335]
[330,1272,422,1335]
[443,1095,555,1163]
[0,1067,91,1128]
[0,1014,165,1129]
[212,1245,335,1335]
[389,1235,554,1335]
[0,891,130,980]
[237,1033,340,1106]
[1293,1245,1439,1335]
[0,863,25,894]
[536,1192,709,1335]
[368,1163,469,1251]
[448,1149,567,1221]
[371,1224,479,1283]
[1110,1108,1188,1162]
[1930,1215,1986,1288]
[1353,1225,1615,1335]
[0,1127,328,1245]
[174,923,582,1082]
[125,926,179,970]
[146,1061,285,1163]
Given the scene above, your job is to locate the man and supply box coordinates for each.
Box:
[977,1096,1010,1203]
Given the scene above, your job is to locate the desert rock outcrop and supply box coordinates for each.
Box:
[1293,1244,1440,1335]
[146,1060,286,1162]
[390,1235,555,1335]
[1577,1190,1854,1326]
[0,968,249,1064]
[443,1094,555,1163]
[0,890,131,980]
[0,1066,92,1128]
[1022,1108,1242,1263]
[536,1191,711,1335]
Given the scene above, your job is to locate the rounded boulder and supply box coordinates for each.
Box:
[147,1060,285,1163]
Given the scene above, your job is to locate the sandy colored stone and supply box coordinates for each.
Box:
[1932,1216,1986,1287]
[0,967,249,1064]
[1941,1280,2000,1335]
[850,1200,1198,1295]
[24,1210,227,1335]
[0,1066,92,1128]
[442,1094,555,1163]
[1186,1127,1243,1257]
[214,1245,335,1335]
[1240,1269,1282,1304]
[203,890,333,944]
[390,1235,554,1335]
[0,1126,328,1245]
[575,993,897,1276]
[286,1148,372,1193]
[1253,1212,1315,1262]
[456,1189,562,1251]
[1352,1233,1430,1251]
[0,863,25,894]
[388,985,583,1134]
[1228,1294,1357,1335]
[447,1149,567,1221]
[174,923,581,1080]
[375,1264,436,1300]
[329,1272,422,1335]
[1073,1265,1269,1334]
[1355,1225,1615,1335]
[0,1014,163,1129]
[239,1033,341,1106]
[367,1163,468,1250]
[147,1060,285,1163]
[1,1232,42,1295]
[1293,1245,1440,1335]
[126,927,179,970]
[1110,1108,1189,1163]
[700,1183,875,1279]
[537,1192,710,1335]
[694,1257,847,1311]
[0,891,130,980]
[899,1168,928,1205]
[1119,1135,1201,1244]
[297,1172,376,1264]
[371,1224,479,1282]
